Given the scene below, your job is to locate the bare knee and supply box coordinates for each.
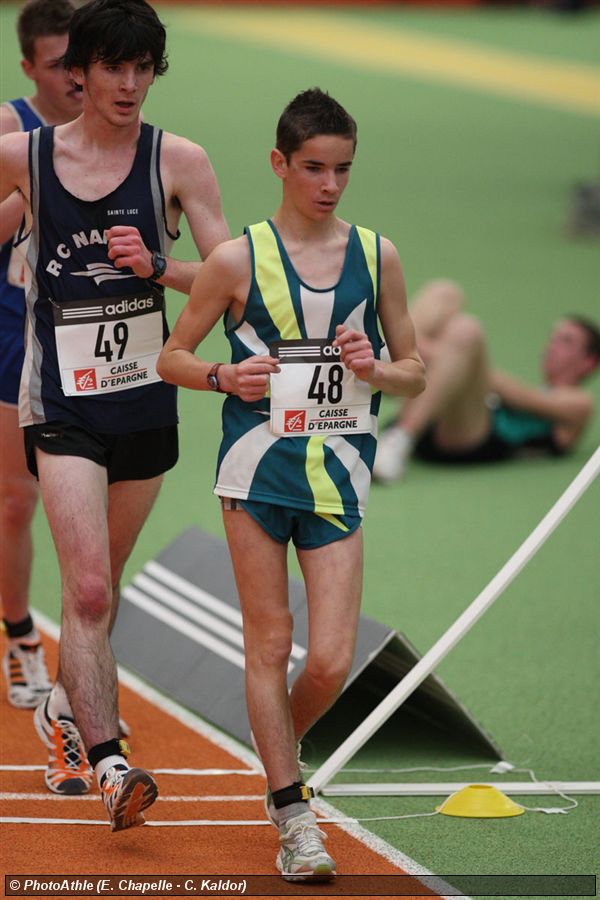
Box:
[425,279,465,310]
[65,572,112,625]
[413,278,466,318]
[245,610,293,670]
[0,480,38,531]
[304,649,353,695]
[411,280,467,346]
[444,313,486,351]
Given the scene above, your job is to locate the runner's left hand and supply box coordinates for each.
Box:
[334,325,375,381]
[107,226,153,279]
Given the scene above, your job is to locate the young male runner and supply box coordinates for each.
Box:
[373,279,600,483]
[158,88,425,878]
[0,0,229,830]
[1,0,81,711]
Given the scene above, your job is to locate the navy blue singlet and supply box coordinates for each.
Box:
[19,122,178,433]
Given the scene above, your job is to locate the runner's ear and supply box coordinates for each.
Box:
[270,148,287,180]
[69,66,84,91]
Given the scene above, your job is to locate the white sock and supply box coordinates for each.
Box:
[278,801,311,826]
[96,755,129,787]
[46,682,73,720]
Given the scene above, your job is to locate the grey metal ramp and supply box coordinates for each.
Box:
[112,526,500,757]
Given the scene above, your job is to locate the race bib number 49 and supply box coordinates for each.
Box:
[269,339,372,437]
[52,292,164,396]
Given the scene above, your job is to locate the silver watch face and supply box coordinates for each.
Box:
[207,374,218,391]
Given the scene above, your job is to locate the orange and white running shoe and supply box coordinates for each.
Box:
[33,697,94,795]
[3,641,52,709]
[101,766,158,832]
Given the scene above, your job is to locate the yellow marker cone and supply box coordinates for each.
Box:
[437,784,525,818]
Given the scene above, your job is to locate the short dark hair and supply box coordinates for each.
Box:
[17,0,76,63]
[276,88,357,162]
[566,314,600,365]
[63,0,168,78]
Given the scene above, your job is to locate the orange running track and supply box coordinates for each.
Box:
[0,628,444,900]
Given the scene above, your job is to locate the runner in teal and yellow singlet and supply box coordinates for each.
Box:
[215,217,381,527]
[158,88,425,882]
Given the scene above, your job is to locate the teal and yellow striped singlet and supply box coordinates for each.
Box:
[214,219,383,518]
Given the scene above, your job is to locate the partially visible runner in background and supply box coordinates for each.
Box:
[374,280,599,484]
[1,0,81,711]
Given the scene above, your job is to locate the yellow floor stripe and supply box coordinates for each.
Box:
[178,10,600,117]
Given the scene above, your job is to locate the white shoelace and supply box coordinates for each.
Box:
[54,719,86,769]
[285,817,328,857]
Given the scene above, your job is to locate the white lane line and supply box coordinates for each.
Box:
[1,793,264,802]
[26,610,461,897]
[0,766,260,776]
[1,817,272,826]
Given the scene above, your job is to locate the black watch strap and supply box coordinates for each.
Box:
[149,251,167,281]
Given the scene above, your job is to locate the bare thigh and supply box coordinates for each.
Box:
[0,403,39,613]
[108,476,164,584]
[222,507,290,629]
[0,402,38,507]
[433,317,493,446]
[35,450,111,592]
[296,528,363,668]
[410,279,466,344]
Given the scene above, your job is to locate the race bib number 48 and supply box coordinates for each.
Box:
[269,339,372,437]
[52,292,164,396]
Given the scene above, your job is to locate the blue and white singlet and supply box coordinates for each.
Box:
[0,99,44,404]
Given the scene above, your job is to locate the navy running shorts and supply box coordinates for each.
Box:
[414,426,513,465]
[24,421,178,484]
[220,496,362,550]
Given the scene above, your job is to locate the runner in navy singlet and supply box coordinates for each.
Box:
[0,0,230,831]
[1,0,82,714]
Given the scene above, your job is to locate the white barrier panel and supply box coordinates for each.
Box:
[309,446,600,794]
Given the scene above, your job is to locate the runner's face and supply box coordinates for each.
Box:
[275,135,355,220]
[73,56,155,126]
[542,319,595,385]
[22,34,82,121]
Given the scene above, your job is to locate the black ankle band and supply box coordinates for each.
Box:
[3,614,34,639]
[87,738,128,768]
[271,781,314,810]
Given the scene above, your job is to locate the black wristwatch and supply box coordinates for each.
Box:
[207,362,226,393]
[149,251,167,281]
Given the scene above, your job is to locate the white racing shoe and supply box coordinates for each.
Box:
[373,426,413,484]
[3,640,52,709]
[276,810,336,882]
